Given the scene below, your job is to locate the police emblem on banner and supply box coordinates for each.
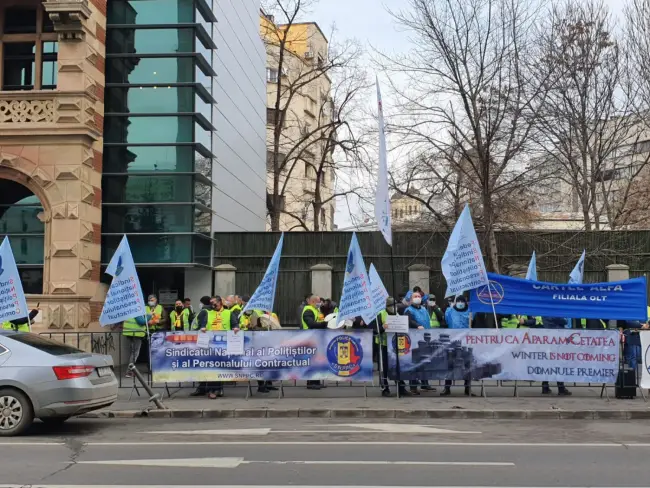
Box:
[326,335,363,377]
[391,333,412,356]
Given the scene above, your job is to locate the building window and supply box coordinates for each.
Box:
[267,67,279,83]
[0,5,58,91]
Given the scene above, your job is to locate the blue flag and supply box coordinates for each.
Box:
[0,237,30,326]
[441,205,489,297]
[244,233,284,313]
[100,235,146,326]
[526,251,537,281]
[338,233,374,323]
[569,250,586,284]
[369,263,389,317]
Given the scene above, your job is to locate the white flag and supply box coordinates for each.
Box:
[369,263,389,317]
[338,233,375,323]
[0,237,30,326]
[243,234,283,313]
[374,77,392,246]
[100,235,146,326]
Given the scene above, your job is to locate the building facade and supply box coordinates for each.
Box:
[261,14,335,231]
[0,0,265,331]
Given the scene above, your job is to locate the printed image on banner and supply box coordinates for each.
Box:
[150,330,373,383]
[387,329,620,384]
[0,237,29,323]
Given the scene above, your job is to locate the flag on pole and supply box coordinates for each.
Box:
[100,235,146,326]
[369,263,389,317]
[243,233,284,314]
[441,205,489,297]
[0,237,30,325]
[374,77,392,246]
[526,251,537,281]
[569,250,586,284]
[338,233,375,323]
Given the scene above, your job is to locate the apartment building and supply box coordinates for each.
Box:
[261,13,335,231]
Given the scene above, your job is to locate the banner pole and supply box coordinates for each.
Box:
[26,313,32,333]
[389,245,402,398]
[145,317,152,384]
[488,282,500,330]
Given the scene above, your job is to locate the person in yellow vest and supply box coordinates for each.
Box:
[580,318,608,329]
[1,308,39,332]
[202,296,239,399]
[169,299,191,331]
[500,314,520,328]
[226,295,243,322]
[301,294,328,390]
[427,295,444,328]
[146,294,165,332]
[122,309,151,378]
[190,296,214,397]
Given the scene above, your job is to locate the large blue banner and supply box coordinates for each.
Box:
[150,330,373,383]
[470,273,647,320]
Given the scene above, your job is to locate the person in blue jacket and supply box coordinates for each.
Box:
[541,317,572,395]
[621,318,649,376]
[441,296,473,396]
[404,291,436,393]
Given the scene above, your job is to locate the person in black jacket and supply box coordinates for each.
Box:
[541,317,572,395]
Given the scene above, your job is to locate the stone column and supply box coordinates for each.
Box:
[215,264,237,298]
[408,264,430,293]
[606,264,629,282]
[310,264,332,299]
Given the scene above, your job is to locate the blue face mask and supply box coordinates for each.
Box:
[455,303,467,311]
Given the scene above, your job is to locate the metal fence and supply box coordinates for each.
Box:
[39,331,643,400]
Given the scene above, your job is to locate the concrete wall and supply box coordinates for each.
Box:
[211,0,267,232]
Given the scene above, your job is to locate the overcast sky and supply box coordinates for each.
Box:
[305,0,626,229]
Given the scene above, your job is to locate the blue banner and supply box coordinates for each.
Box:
[243,233,283,314]
[338,233,374,323]
[150,330,373,382]
[469,273,647,320]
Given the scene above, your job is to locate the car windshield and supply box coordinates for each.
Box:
[7,333,84,356]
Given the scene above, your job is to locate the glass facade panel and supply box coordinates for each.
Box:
[107,87,195,114]
[102,234,192,264]
[193,235,212,265]
[107,57,195,84]
[104,145,197,172]
[103,204,195,233]
[108,0,195,25]
[194,121,211,148]
[103,175,194,203]
[3,42,36,90]
[195,62,211,91]
[195,91,211,120]
[0,236,44,265]
[41,41,58,89]
[105,116,194,144]
[196,36,211,65]
[108,28,194,55]
[4,7,37,34]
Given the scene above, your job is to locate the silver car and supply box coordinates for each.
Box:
[0,331,118,436]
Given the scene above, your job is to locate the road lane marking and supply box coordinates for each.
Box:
[72,441,650,447]
[331,423,481,434]
[249,460,514,466]
[2,485,644,488]
[142,428,272,436]
[75,458,245,468]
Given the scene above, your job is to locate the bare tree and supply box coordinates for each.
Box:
[262,0,366,231]
[378,0,549,272]
[534,0,650,230]
[625,0,650,116]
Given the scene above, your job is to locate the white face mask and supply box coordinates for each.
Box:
[148,301,156,307]
[428,301,436,307]
[412,297,422,305]
[456,302,467,310]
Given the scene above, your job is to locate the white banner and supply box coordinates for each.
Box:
[388,329,620,384]
[640,332,650,389]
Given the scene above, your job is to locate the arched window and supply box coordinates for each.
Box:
[399,208,404,219]
[0,179,45,293]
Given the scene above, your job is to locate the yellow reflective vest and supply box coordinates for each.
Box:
[501,315,519,328]
[301,305,320,330]
[1,321,29,332]
[207,309,232,331]
[169,308,191,332]
[123,317,146,337]
[146,304,164,331]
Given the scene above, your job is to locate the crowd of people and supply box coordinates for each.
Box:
[120,287,648,400]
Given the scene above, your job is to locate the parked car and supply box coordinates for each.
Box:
[0,331,118,436]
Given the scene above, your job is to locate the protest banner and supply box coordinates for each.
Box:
[100,235,146,326]
[243,233,283,313]
[150,330,374,383]
[441,205,489,297]
[387,329,620,384]
[640,332,650,389]
[369,263,389,317]
[469,273,647,321]
[526,251,537,281]
[338,233,374,323]
[0,237,29,326]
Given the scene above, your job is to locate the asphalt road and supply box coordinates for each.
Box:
[2,417,650,487]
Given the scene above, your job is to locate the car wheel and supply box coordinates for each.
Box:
[0,388,34,437]
[40,416,71,425]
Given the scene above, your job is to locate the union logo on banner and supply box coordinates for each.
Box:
[476,281,505,305]
[326,335,363,377]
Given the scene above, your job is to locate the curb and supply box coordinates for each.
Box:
[79,408,644,420]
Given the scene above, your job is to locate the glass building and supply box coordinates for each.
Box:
[103,0,217,297]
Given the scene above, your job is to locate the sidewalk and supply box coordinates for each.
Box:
[85,382,650,420]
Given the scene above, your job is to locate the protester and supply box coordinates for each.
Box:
[442,295,472,396]
[1,308,38,332]
[403,291,435,394]
[540,316,572,395]
[427,294,444,328]
[382,297,411,397]
[169,299,191,331]
[146,294,165,332]
[301,294,329,390]
[620,318,649,376]
[190,296,214,397]
[183,297,195,324]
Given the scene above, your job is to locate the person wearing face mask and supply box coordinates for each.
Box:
[170,299,191,331]
[146,294,165,332]
[301,294,329,390]
[404,292,436,394]
[190,296,215,397]
[427,295,444,328]
[380,297,412,397]
[204,296,239,399]
[441,295,473,396]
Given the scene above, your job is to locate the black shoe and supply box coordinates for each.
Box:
[217,389,224,397]
[266,384,278,390]
[257,386,270,393]
[558,389,572,396]
[440,388,451,396]
[541,388,552,395]
[421,385,437,392]
[410,388,421,395]
[398,388,412,397]
[381,388,392,397]
[190,389,206,397]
